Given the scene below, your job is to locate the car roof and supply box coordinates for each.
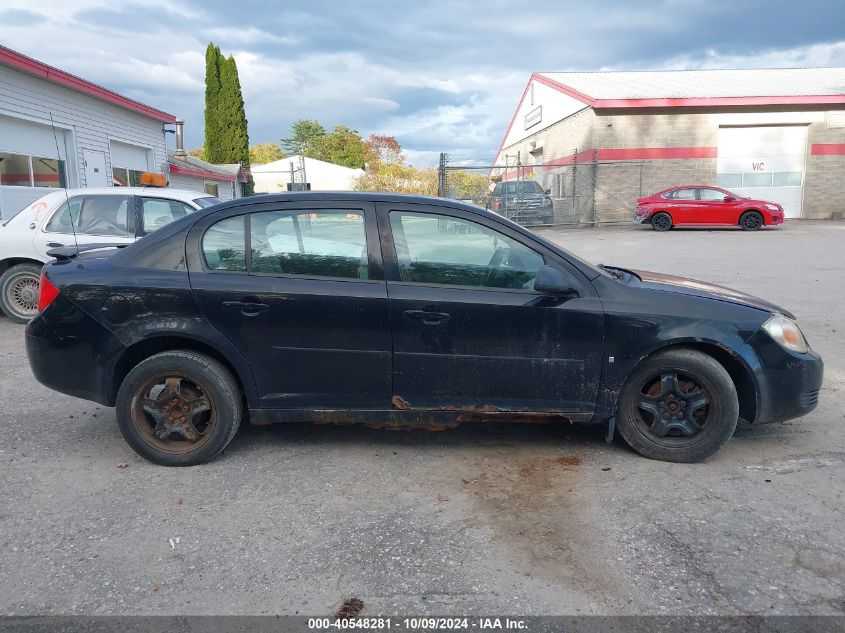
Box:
[124,191,604,281]
[52,187,215,199]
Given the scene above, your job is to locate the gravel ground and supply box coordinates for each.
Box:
[0,220,842,617]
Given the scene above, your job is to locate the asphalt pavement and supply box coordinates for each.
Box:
[0,220,842,616]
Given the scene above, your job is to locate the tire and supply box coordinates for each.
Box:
[0,263,42,323]
[740,211,764,231]
[616,348,739,463]
[651,212,672,232]
[116,350,242,466]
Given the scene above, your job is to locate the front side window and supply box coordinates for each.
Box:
[250,210,368,279]
[45,195,132,237]
[203,216,247,272]
[389,211,544,289]
[140,197,193,234]
[698,188,727,201]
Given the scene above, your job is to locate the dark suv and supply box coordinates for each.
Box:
[488,180,554,224]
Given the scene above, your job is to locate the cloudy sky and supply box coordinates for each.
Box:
[2,0,845,166]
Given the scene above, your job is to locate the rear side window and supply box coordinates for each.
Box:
[250,210,368,279]
[140,197,194,234]
[45,195,132,236]
[202,216,247,271]
[201,210,368,279]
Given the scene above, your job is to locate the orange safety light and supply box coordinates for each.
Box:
[140,172,167,187]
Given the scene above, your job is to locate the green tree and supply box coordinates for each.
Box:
[203,43,223,162]
[313,125,366,169]
[203,43,254,194]
[249,142,285,165]
[281,119,326,156]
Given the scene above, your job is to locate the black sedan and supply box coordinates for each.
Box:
[25,193,822,466]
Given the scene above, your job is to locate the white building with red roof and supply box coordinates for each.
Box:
[495,68,845,221]
[0,46,243,220]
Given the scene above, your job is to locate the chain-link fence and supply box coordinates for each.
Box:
[438,152,650,227]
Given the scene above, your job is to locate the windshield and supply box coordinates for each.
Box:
[500,181,544,195]
[194,196,224,208]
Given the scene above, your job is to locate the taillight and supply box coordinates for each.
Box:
[37,270,60,313]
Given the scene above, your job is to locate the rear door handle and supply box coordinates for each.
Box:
[222,300,270,316]
[403,309,450,325]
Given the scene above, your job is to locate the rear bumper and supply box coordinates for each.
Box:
[744,331,824,423]
[25,295,123,406]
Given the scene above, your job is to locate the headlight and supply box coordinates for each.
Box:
[765,203,780,211]
[762,314,809,354]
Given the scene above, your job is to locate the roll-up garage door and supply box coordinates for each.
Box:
[109,140,150,172]
[716,125,807,218]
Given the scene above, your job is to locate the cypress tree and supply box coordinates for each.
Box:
[203,43,223,163]
[203,44,254,194]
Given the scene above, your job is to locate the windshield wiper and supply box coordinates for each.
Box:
[599,264,626,280]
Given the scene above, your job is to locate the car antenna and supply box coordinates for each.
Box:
[49,112,80,258]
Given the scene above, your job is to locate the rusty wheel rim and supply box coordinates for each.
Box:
[635,371,711,442]
[129,373,217,454]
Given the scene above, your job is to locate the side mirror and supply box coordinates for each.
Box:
[544,188,552,195]
[724,195,736,202]
[534,265,579,296]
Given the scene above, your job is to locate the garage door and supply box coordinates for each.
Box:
[716,126,807,218]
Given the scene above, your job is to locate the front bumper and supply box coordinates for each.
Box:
[744,330,824,423]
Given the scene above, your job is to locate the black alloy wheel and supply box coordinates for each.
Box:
[740,211,764,231]
[651,212,672,232]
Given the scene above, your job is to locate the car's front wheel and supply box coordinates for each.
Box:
[650,212,672,231]
[616,348,739,462]
[740,211,764,231]
[116,350,242,466]
[0,263,42,323]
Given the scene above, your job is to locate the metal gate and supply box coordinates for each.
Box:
[437,151,648,227]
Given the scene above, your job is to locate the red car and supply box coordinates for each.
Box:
[635,185,785,231]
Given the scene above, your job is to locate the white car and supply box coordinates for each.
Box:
[0,187,221,322]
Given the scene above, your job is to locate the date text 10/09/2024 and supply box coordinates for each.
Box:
[308,617,528,630]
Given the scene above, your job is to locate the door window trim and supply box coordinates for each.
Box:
[376,202,588,296]
[192,202,383,283]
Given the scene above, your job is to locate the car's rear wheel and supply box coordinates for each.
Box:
[0,263,42,323]
[616,348,738,462]
[740,211,764,231]
[116,350,242,466]
[651,212,672,231]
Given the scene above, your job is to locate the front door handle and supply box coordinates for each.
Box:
[222,300,270,316]
[47,242,65,248]
[403,309,451,325]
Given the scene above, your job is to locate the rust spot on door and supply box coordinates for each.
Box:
[391,395,410,410]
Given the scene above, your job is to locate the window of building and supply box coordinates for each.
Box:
[773,171,802,187]
[112,167,143,187]
[389,211,544,290]
[250,210,368,279]
[204,181,220,197]
[742,173,772,188]
[716,174,743,189]
[0,152,66,188]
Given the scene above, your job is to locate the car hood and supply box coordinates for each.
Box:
[627,268,793,318]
